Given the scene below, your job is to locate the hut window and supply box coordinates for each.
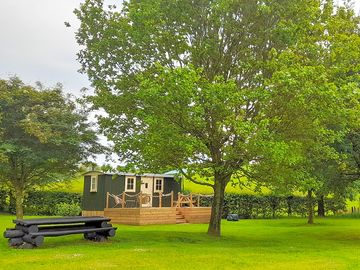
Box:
[125,177,136,192]
[154,178,163,192]
[90,176,98,192]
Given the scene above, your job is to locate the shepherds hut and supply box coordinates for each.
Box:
[81,171,211,225]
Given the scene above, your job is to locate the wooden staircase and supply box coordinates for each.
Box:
[175,209,187,224]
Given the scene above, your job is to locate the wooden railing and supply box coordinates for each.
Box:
[175,193,214,208]
[106,191,174,209]
[106,192,213,209]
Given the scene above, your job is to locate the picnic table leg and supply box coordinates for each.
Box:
[23,235,44,247]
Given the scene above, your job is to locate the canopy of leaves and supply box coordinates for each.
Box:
[0,77,102,192]
[75,0,360,193]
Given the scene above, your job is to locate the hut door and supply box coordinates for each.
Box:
[140,177,153,207]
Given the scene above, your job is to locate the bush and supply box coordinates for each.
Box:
[0,188,9,212]
[54,202,82,216]
[200,194,343,219]
[0,190,82,215]
[0,188,346,219]
[23,191,82,216]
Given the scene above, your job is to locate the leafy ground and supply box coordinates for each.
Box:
[0,214,359,270]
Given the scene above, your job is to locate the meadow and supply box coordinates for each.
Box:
[0,214,359,270]
[53,175,265,194]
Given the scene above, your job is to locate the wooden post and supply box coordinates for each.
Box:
[177,192,181,208]
[197,195,200,207]
[122,192,125,208]
[190,193,193,208]
[171,191,174,208]
[159,192,162,208]
[139,192,142,208]
[106,192,109,209]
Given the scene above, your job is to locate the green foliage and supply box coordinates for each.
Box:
[6,191,82,216]
[75,0,360,234]
[0,77,102,218]
[200,194,345,219]
[54,202,82,216]
[0,188,7,212]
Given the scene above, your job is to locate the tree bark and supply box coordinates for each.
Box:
[317,195,325,217]
[14,187,25,220]
[207,177,227,237]
[307,189,314,224]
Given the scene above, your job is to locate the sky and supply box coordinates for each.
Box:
[0,0,92,95]
[0,0,359,165]
[0,0,359,96]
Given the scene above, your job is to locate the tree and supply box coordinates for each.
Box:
[315,129,360,217]
[0,77,102,219]
[75,0,359,235]
[252,1,360,224]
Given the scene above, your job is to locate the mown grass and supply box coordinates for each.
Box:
[47,176,84,193]
[0,214,359,270]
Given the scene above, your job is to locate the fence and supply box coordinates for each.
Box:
[106,192,214,208]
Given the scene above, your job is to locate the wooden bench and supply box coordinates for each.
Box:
[3,216,117,249]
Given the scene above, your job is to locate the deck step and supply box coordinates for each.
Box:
[176,220,187,224]
[175,210,187,224]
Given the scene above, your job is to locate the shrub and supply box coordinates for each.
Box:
[200,194,343,219]
[0,188,9,212]
[23,191,82,216]
[0,188,347,219]
[54,202,82,216]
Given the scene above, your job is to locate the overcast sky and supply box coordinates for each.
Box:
[0,0,91,95]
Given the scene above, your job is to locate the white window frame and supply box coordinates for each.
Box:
[125,176,136,192]
[90,175,98,192]
[154,178,164,193]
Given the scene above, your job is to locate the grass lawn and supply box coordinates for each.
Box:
[0,214,359,270]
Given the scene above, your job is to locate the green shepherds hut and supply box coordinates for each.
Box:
[82,171,182,213]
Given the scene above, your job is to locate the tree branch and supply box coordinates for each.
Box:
[179,168,214,188]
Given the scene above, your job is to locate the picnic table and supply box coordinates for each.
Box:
[175,195,196,208]
[4,216,117,249]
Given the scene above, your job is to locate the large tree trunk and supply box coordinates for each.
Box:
[317,195,325,217]
[307,189,314,224]
[14,187,25,219]
[207,177,227,237]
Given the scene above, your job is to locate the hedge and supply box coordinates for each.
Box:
[23,191,82,215]
[0,189,8,212]
[0,190,82,216]
[0,189,346,218]
[200,194,345,219]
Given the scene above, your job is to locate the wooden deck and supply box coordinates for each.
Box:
[104,207,177,225]
[178,207,211,224]
[82,210,105,217]
[82,207,211,225]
